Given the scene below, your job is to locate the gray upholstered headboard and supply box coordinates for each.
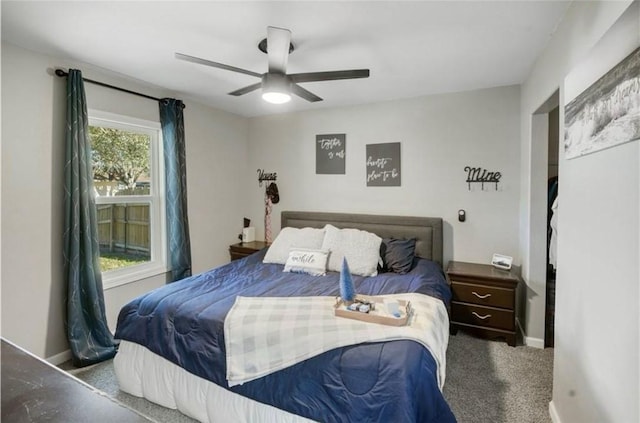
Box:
[281,211,443,267]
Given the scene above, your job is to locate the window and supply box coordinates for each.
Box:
[89,110,166,289]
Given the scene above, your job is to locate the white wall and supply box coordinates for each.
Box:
[247,86,521,269]
[1,43,249,359]
[184,101,249,274]
[520,1,638,422]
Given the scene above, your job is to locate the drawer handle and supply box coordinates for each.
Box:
[472,291,492,299]
[472,311,492,320]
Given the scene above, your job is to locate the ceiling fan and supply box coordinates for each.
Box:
[175,26,370,104]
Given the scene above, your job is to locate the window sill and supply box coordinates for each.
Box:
[103,263,169,290]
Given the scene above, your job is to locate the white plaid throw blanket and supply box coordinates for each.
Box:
[224,293,449,388]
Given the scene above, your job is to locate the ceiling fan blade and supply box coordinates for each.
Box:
[289,69,370,84]
[266,26,291,74]
[175,52,262,78]
[290,84,323,102]
[228,82,262,96]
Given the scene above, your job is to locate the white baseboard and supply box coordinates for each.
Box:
[524,335,545,349]
[549,400,561,423]
[46,349,72,366]
[517,318,545,349]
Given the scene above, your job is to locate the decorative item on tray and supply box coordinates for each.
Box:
[346,297,376,313]
[339,257,356,305]
[334,295,412,327]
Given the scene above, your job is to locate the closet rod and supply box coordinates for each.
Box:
[54,69,185,109]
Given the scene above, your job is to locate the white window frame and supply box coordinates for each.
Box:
[89,110,167,290]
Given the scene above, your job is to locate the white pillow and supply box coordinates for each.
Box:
[321,224,382,276]
[283,248,329,276]
[263,227,326,264]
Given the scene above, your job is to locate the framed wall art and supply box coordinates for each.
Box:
[366,142,401,187]
[316,134,346,174]
[564,46,640,159]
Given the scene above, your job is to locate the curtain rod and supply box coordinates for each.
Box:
[54,69,185,109]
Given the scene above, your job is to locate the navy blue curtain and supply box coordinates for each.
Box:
[63,69,117,366]
[159,99,192,281]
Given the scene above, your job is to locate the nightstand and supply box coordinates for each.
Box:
[229,241,269,261]
[447,261,520,346]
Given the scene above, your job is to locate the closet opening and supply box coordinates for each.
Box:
[545,104,559,348]
[532,89,559,349]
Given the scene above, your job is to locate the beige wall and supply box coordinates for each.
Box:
[246,85,522,277]
[1,43,249,359]
[519,1,638,422]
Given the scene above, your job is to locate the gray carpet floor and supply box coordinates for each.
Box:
[443,333,553,423]
[64,333,553,423]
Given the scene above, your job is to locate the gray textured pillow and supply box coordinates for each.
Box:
[381,238,417,274]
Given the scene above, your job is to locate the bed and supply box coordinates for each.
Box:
[114,211,456,422]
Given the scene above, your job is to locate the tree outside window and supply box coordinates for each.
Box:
[90,126,151,196]
[87,113,166,286]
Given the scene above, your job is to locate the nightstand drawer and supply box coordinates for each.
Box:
[451,302,515,331]
[230,251,250,261]
[229,241,269,261]
[451,281,514,309]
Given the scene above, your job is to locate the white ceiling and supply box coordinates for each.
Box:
[1,1,570,117]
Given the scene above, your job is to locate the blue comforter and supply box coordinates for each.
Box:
[115,249,456,422]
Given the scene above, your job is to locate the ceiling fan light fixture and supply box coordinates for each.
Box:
[262,91,291,104]
[261,73,291,104]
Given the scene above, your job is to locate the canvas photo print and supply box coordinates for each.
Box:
[564,46,640,159]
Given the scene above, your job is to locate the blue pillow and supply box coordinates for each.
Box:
[380,238,417,274]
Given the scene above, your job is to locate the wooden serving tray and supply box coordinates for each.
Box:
[334,295,412,327]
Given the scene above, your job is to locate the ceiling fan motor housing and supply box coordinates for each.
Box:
[262,73,291,93]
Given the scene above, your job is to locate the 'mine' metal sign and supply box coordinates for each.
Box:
[464,166,501,190]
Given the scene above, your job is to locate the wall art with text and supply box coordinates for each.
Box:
[366,142,401,187]
[316,134,346,174]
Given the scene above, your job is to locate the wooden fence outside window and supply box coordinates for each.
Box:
[97,204,150,256]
